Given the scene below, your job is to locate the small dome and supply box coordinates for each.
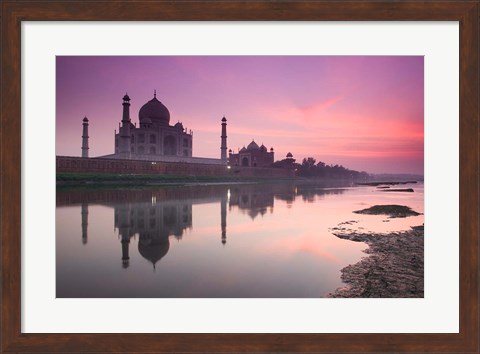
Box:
[123,94,130,102]
[221,116,227,122]
[83,116,89,122]
[240,146,247,152]
[139,95,170,126]
[247,140,260,150]
[286,152,293,158]
[260,144,267,152]
[270,147,274,151]
[174,122,184,130]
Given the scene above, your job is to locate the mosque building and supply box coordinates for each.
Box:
[228,140,275,168]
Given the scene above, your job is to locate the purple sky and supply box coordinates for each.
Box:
[56,56,424,174]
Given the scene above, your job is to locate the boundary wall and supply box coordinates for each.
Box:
[56,156,294,178]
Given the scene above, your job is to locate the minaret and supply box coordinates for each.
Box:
[119,93,131,157]
[221,116,227,162]
[81,117,89,158]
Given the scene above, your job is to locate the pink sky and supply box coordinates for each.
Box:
[56,56,424,174]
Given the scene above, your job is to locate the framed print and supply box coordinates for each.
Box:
[1,1,478,353]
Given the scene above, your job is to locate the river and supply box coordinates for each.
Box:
[56,181,423,297]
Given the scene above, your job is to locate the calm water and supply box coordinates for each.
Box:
[56,182,424,298]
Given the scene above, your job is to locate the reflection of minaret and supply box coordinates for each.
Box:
[121,234,130,269]
[221,194,227,245]
[81,202,88,244]
[117,203,132,268]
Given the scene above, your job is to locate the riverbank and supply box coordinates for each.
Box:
[56,172,370,188]
[329,225,424,298]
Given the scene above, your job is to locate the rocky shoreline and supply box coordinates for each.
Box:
[329,225,424,298]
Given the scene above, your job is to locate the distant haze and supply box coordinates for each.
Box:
[56,56,424,175]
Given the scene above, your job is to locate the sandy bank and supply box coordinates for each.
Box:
[329,225,424,298]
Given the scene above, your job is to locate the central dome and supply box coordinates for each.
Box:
[247,140,260,150]
[139,95,170,126]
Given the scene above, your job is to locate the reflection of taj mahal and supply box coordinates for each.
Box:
[114,200,193,269]
[76,187,275,269]
[77,190,229,269]
[69,183,342,271]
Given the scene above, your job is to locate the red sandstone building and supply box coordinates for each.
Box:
[228,140,274,168]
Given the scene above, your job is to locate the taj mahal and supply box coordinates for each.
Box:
[80,91,283,168]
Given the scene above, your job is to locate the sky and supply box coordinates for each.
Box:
[56,56,424,175]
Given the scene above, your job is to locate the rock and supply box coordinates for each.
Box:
[380,188,414,192]
[353,204,421,218]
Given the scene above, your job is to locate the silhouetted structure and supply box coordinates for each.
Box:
[114,92,193,158]
[221,116,228,162]
[66,93,298,177]
[94,92,228,165]
[272,152,297,169]
[81,117,89,158]
[229,140,274,167]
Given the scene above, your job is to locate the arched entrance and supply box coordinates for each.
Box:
[241,157,249,167]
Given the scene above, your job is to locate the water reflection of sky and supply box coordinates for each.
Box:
[56,182,423,298]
